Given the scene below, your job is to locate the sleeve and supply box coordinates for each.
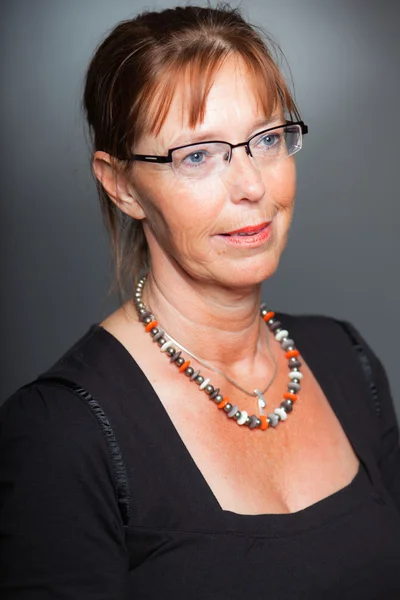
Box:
[341,321,400,513]
[0,383,129,599]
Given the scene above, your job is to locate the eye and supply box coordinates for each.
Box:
[172,142,228,176]
[184,150,208,165]
[250,128,285,157]
[259,133,280,147]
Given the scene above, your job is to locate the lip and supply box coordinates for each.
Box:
[217,221,272,247]
[222,221,271,235]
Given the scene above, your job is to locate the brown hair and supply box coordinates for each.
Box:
[83,3,300,299]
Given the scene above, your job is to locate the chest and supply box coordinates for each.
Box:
[143,350,360,515]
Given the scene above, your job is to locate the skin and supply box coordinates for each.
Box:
[94,56,296,386]
[93,56,360,514]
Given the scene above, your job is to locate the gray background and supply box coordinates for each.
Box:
[1,0,399,420]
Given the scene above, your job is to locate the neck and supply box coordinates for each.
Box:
[136,266,270,371]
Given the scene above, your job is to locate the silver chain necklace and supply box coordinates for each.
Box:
[161,325,278,411]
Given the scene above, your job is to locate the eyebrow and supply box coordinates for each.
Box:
[171,114,284,147]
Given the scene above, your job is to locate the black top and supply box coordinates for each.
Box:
[1,313,400,599]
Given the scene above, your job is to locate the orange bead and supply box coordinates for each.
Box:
[145,320,158,332]
[263,311,275,322]
[179,360,191,373]
[284,392,298,402]
[286,349,300,359]
[217,397,229,410]
[259,415,269,430]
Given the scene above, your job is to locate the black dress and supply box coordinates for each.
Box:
[1,314,400,599]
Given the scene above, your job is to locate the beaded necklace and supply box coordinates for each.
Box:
[133,275,303,431]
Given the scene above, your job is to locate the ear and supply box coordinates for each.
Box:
[92,151,146,220]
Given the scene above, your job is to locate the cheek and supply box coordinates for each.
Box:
[268,158,296,209]
[135,172,223,257]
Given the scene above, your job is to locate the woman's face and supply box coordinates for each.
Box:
[129,57,297,289]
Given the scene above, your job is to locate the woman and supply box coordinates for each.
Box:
[1,4,399,598]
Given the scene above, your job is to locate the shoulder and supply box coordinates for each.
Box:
[277,311,353,338]
[277,311,379,360]
[277,309,398,442]
[277,311,394,418]
[0,380,115,486]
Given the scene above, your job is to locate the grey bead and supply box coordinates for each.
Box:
[233,411,241,421]
[157,337,166,346]
[166,347,175,356]
[268,413,280,427]
[281,339,295,350]
[205,385,214,395]
[245,416,251,425]
[224,403,233,412]
[153,331,165,342]
[196,375,204,385]
[288,382,301,392]
[170,351,182,362]
[227,405,239,418]
[185,367,194,377]
[136,302,145,310]
[139,311,152,322]
[143,316,152,325]
[138,308,147,315]
[210,388,220,399]
[190,370,200,381]
[176,357,185,367]
[214,394,223,403]
[151,327,159,336]
[292,379,300,385]
[281,399,293,413]
[269,320,282,332]
[248,415,259,429]
[289,358,302,368]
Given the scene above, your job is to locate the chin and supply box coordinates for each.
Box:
[218,252,282,290]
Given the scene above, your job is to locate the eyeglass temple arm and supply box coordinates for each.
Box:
[286,120,308,135]
[124,153,172,163]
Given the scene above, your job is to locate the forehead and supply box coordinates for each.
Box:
[145,57,281,147]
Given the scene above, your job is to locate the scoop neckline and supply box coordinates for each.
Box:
[88,320,377,536]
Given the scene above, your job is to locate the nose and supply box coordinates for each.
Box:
[225,145,266,203]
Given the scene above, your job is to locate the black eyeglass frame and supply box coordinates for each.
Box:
[120,120,309,164]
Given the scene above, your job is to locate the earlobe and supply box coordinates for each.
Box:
[92,151,146,220]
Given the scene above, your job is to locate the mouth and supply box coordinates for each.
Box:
[217,221,273,247]
[220,222,271,237]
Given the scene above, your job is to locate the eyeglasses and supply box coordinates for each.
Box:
[123,121,308,179]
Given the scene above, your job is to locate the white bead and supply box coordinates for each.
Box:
[237,410,248,425]
[275,329,289,341]
[289,371,303,380]
[275,407,287,420]
[160,340,173,352]
[199,378,210,390]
